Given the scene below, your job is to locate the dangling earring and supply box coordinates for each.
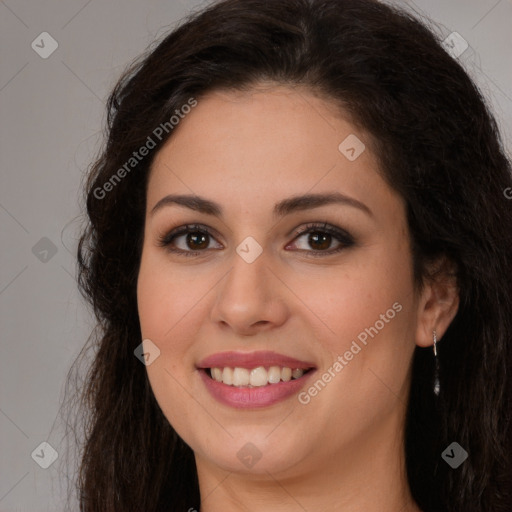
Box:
[432,329,440,396]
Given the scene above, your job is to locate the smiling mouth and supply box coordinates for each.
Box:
[205,366,314,387]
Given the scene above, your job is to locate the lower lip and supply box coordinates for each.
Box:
[199,369,315,408]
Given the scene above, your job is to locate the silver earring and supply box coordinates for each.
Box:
[433,329,440,396]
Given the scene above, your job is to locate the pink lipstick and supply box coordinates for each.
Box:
[197,350,316,408]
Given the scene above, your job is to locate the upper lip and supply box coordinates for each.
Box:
[197,350,316,370]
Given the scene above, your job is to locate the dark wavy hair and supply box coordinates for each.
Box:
[71,0,512,510]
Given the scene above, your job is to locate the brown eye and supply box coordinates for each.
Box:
[287,222,355,256]
[158,224,223,256]
[159,222,353,258]
[307,232,333,251]
[186,232,210,250]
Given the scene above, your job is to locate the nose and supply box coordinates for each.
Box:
[209,248,289,336]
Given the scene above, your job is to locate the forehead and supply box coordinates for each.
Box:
[147,86,399,219]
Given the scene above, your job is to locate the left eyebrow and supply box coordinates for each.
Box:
[273,192,373,218]
[150,192,373,218]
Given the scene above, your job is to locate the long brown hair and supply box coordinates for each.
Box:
[71,0,512,510]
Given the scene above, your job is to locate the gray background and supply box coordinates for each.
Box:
[1,0,511,510]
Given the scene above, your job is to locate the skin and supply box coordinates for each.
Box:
[137,84,459,512]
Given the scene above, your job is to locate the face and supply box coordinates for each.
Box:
[137,85,421,480]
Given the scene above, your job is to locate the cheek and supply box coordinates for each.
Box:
[303,248,413,355]
[300,240,416,408]
[137,252,206,438]
[137,251,204,344]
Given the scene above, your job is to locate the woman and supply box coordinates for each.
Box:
[73,0,512,510]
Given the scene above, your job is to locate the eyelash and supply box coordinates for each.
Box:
[157,222,355,258]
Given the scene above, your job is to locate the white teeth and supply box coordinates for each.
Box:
[211,368,222,381]
[250,367,268,387]
[209,366,309,387]
[281,367,292,382]
[268,366,281,384]
[221,367,233,385]
[232,367,250,386]
[292,368,304,379]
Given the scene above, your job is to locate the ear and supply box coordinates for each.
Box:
[415,257,460,347]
